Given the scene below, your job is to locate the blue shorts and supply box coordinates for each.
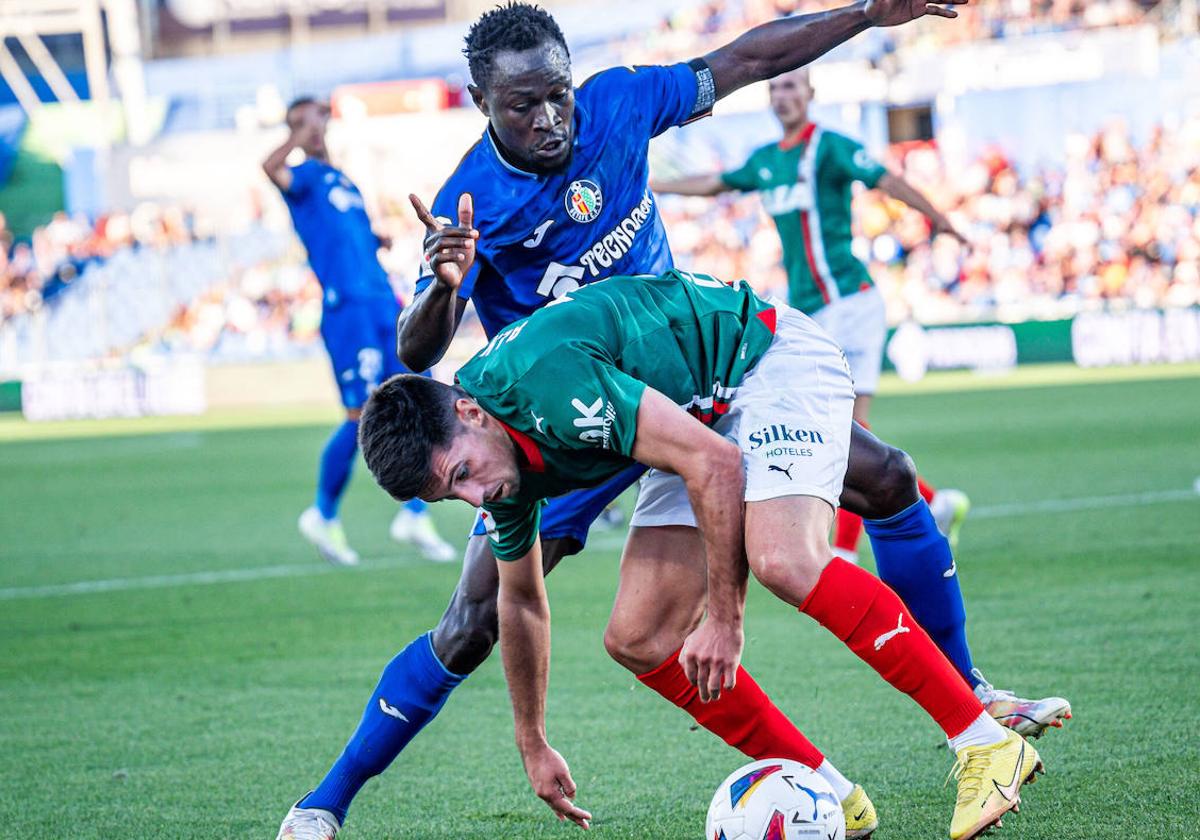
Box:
[471,463,647,554]
[321,296,413,409]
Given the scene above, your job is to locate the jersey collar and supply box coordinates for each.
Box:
[485,125,540,180]
[497,419,545,473]
[779,122,817,152]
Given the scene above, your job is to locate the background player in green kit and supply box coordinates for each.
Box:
[653,67,973,566]
[357,270,1048,840]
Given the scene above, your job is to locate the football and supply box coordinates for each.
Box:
[705,759,845,840]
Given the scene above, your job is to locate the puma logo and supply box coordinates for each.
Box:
[943,557,957,578]
[873,614,910,651]
[768,463,794,480]
[378,698,409,722]
[530,409,544,433]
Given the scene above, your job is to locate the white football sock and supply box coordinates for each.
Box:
[816,758,854,801]
[947,711,1008,753]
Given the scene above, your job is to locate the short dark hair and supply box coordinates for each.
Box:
[359,374,465,500]
[463,2,569,89]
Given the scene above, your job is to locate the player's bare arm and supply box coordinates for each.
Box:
[396,193,478,371]
[496,540,593,830]
[703,1,968,100]
[650,173,727,198]
[261,130,301,192]
[876,172,968,244]
[630,388,748,703]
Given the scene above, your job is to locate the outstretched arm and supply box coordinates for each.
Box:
[497,540,592,829]
[704,1,969,101]
[397,193,478,371]
[261,132,300,193]
[650,173,729,197]
[631,387,747,703]
[876,172,967,244]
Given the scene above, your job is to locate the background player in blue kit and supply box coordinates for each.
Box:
[275,3,1072,837]
[262,97,455,567]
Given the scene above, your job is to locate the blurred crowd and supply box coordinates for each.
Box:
[605,0,1165,70]
[661,116,1200,324]
[0,205,199,320]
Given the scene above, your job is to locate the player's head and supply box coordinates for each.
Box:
[464,2,574,174]
[768,68,814,132]
[285,96,331,160]
[360,374,522,506]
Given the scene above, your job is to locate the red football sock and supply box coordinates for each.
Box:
[800,558,982,738]
[638,650,825,769]
[833,508,863,553]
[917,476,937,504]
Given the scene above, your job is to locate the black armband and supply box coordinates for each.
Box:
[687,57,716,120]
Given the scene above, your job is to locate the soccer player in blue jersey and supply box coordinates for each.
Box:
[262,98,455,566]
[276,2,1066,837]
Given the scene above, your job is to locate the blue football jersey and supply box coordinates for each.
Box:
[416,62,712,338]
[282,159,394,305]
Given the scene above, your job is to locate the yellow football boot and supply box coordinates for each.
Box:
[948,730,1043,840]
[842,784,879,839]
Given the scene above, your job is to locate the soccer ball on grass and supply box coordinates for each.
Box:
[705,759,845,840]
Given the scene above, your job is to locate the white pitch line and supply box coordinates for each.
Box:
[2,487,1196,602]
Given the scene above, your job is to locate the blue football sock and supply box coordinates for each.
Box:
[315,420,359,521]
[301,633,466,823]
[404,497,428,515]
[864,500,980,688]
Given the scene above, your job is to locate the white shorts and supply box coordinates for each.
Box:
[810,286,886,396]
[630,304,855,528]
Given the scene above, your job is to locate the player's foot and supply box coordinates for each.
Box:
[975,674,1072,738]
[842,784,878,839]
[930,488,971,551]
[298,506,360,567]
[947,729,1043,840]
[390,508,456,562]
[276,798,340,840]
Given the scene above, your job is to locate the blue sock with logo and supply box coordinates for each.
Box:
[315,420,359,520]
[300,633,466,823]
[404,497,428,515]
[864,500,979,688]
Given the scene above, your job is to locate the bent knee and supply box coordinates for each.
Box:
[749,548,829,605]
[603,623,677,675]
[432,596,498,675]
[874,446,919,515]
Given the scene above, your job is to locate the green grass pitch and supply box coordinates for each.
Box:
[2,365,1198,839]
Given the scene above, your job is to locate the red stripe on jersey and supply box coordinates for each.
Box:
[497,420,545,473]
[799,211,832,304]
[778,122,818,152]
[756,307,777,334]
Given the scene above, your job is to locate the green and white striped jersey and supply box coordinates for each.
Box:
[722,123,887,315]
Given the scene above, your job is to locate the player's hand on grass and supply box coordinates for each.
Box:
[680,617,744,703]
[520,742,592,829]
[864,0,968,27]
[410,192,478,292]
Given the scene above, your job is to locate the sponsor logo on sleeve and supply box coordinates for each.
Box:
[572,396,616,449]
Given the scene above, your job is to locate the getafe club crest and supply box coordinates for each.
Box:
[565,179,603,223]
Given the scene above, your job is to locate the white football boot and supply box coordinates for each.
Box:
[390,508,456,562]
[276,798,340,840]
[930,488,971,551]
[974,671,1073,738]
[298,506,360,567]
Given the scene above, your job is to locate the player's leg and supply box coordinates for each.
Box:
[604,519,875,836]
[279,471,643,836]
[298,306,375,567]
[735,307,1040,839]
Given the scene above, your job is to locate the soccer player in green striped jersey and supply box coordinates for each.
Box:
[653,67,971,562]
[357,270,1048,840]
